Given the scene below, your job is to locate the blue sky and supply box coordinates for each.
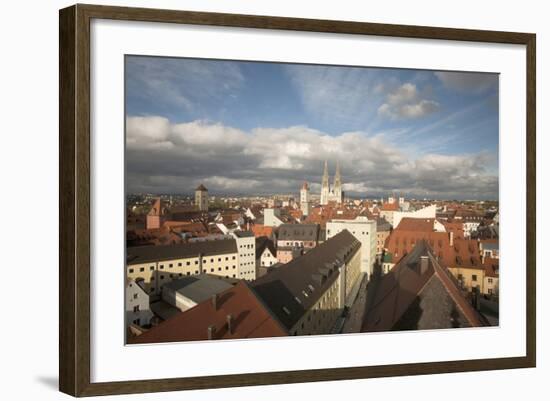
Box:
[125,55,499,200]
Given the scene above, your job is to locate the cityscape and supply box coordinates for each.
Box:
[125,56,499,343]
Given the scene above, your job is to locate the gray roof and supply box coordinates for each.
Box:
[163,274,233,303]
[481,242,499,250]
[127,239,237,264]
[252,230,361,330]
[256,236,276,259]
[363,240,483,332]
[277,223,320,242]
[233,230,255,238]
[376,217,392,232]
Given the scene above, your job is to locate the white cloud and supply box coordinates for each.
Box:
[378,83,440,120]
[126,116,497,199]
[387,82,417,105]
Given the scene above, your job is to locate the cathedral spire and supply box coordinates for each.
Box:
[334,161,341,187]
[320,160,330,205]
[333,161,342,203]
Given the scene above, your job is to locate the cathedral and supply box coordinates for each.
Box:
[320,161,344,205]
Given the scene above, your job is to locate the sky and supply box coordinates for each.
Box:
[125,55,499,200]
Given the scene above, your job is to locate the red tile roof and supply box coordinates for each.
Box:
[251,224,274,238]
[439,219,465,239]
[483,257,499,277]
[385,230,482,270]
[129,282,288,344]
[127,227,183,247]
[304,206,359,227]
[380,202,399,211]
[395,217,435,232]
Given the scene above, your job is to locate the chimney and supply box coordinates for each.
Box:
[226,314,233,334]
[212,294,218,310]
[420,255,429,275]
[207,325,216,340]
[449,231,454,247]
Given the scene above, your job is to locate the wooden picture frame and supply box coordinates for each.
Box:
[59,3,536,397]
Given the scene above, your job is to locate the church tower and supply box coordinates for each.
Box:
[320,160,330,205]
[333,161,342,204]
[300,181,311,216]
[146,197,167,229]
[194,184,209,211]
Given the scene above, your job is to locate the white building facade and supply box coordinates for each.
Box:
[326,216,377,277]
[232,231,257,280]
[126,279,154,327]
[263,208,284,227]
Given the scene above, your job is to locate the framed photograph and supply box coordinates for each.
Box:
[59,4,536,397]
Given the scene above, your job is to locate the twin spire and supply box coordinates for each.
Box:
[320,160,343,205]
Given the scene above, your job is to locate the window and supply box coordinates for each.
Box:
[195,260,198,265]
[159,265,164,269]
[210,258,214,263]
[472,274,478,281]
[133,305,140,312]
[139,268,144,272]
[488,278,493,284]
[178,262,182,267]
[133,293,138,299]
[169,263,173,268]
[128,268,134,273]
[150,266,154,271]
[186,261,190,266]
[160,275,164,280]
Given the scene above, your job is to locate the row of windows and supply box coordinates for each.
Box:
[457,273,478,281]
[128,258,238,274]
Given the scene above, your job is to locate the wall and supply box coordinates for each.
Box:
[0,0,546,400]
[326,218,377,275]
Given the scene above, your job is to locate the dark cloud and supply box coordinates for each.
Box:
[126,116,498,200]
